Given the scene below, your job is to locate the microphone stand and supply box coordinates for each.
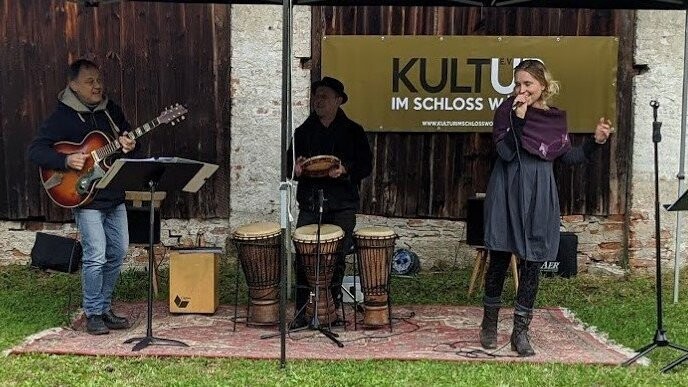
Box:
[262,189,343,347]
[307,189,343,347]
[622,100,688,371]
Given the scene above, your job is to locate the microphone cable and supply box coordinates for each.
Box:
[508,107,529,263]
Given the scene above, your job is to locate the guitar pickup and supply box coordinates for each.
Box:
[43,172,63,189]
[91,150,101,164]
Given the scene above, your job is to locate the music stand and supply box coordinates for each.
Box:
[96,157,218,351]
[660,189,688,372]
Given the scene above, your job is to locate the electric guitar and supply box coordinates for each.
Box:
[39,104,188,208]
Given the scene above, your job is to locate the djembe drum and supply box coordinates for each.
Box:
[292,224,344,324]
[231,222,281,325]
[354,226,398,326]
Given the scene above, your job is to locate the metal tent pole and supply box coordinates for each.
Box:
[673,10,688,304]
[279,0,293,367]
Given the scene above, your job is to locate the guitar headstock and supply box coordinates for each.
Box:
[158,103,188,126]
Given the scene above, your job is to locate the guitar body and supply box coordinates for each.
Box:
[38,103,188,208]
[39,131,111,208]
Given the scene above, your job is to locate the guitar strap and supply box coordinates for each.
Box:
[103,109,122,138]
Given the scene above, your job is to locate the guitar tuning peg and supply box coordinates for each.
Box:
[181,115,186,120]
[171,122,176,126]
[175,103,179,106]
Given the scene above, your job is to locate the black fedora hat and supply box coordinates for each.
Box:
[311,76,348,104]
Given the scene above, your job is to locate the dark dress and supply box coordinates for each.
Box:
[483,104,598,262]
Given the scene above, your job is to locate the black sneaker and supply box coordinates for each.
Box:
[86,315,109,335]
[102,310,130,330]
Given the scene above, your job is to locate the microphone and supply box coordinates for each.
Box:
[512,100,523,111]
[318,189,324,214]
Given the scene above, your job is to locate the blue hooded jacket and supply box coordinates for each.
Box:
[27,87,134,210]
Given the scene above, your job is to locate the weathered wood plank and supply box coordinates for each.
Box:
[2,0,232,221]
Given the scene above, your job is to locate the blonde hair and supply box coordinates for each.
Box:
[513,59,560,108]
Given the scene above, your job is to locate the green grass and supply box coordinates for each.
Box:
[2,262,688,386]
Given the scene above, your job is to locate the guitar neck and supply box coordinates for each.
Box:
[94,118,160,160]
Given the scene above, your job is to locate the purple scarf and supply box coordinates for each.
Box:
[493,96,571,161]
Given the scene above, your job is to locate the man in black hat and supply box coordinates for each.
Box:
[287,76,373,328]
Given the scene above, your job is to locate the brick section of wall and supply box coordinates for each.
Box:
[355,215,626,273]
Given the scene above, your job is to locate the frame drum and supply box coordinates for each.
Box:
[301,155,341,178]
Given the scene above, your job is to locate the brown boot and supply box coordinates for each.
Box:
[479,305,500,349]
[510,310,535,357]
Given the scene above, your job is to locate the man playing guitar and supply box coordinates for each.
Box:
[28,59,136,335]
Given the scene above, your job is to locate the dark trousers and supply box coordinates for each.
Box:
[294,208,356,315]
[484,250,543,313]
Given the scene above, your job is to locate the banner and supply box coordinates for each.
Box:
[321,36,618,133]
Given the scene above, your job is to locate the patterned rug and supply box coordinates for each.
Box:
[9,302,635,364]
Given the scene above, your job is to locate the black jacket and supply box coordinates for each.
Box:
[27,87,134,210]
[288,109,373,211]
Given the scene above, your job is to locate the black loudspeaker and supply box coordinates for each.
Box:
[30,232,82,273]
[127,206,161,244]
[466,196,485,246]
[541,232,578,278]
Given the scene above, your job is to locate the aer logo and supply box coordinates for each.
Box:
[174,295,190,308]
[541,261,560,272]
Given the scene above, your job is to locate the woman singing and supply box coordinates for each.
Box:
[480,59,612,356]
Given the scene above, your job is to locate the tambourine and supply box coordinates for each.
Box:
[301,155,341,178]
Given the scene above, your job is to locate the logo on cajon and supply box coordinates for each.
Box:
[174,295,190,308]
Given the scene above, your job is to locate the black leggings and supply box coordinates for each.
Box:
[483,250,543,313]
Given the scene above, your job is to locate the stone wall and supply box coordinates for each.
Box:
[4,9,688,276]
[355,214,625,274]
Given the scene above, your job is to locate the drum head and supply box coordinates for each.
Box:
[293,224,344,242]
[354,226,396,238]
[302,155,341,178]
[391,248,420,275]
[233,222,281,239]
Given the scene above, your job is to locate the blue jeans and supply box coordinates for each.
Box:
[74,203,129,317]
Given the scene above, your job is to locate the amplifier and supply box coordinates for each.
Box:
[541,232,578,278]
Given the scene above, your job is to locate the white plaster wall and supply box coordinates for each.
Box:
[631,10,688,267]
[229,5,311,230]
